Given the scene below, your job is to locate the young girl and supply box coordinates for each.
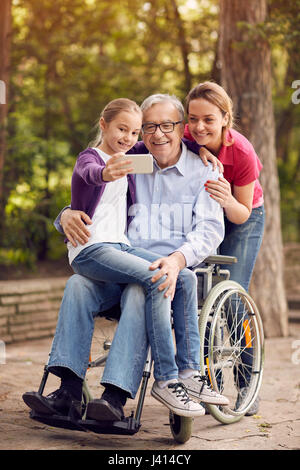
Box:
[67,97,227,419]
[183,81,265,414]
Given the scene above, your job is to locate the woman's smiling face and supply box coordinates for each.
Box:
[187,98,229,154]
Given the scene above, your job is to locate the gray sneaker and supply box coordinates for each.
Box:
[235,387,260,416]
[181,374,229,405]
[151,381,205,417]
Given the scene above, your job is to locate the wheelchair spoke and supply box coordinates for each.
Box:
[200,284,264,421]
[88,316,118,368]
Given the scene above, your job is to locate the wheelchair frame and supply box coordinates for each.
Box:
[28,254,264,443]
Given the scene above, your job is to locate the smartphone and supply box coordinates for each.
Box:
[122,154,153,174]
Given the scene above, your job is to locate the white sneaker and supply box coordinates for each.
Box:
[181,374,230,405]
[151,381,205,417]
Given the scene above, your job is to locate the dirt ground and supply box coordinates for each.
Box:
[0,320,299,451]
[1,243,300,452]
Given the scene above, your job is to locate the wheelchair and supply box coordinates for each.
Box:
[27,254,264,444]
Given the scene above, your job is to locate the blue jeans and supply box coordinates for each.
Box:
[219,206,265,291]
[101,268,200,396]
[219,206,265,388]
[71,242,178,382]
[48,244,200,397]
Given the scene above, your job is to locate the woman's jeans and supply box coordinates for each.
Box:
[220,206,265,292]
[48,243,200,397]
[219,206,265,389]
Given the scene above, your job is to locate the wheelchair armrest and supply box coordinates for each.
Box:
[202,255,237,265]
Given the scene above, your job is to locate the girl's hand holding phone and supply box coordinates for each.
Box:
[102,153,133,182]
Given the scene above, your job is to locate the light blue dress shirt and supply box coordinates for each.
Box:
[127,143,224,267]
[55,143,224,268]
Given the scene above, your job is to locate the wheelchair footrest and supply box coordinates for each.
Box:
[29,409,87,432]
[78,416,141,435]
[29,409,140,435]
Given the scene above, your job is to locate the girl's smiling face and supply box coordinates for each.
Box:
[187,98,229,154]
[99,110,142,155]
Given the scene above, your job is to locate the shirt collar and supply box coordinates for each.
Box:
[153,143,186,176]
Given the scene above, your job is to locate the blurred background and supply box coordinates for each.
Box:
[0,0,299,279]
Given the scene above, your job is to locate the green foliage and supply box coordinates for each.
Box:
[1,0,299,271]
[3,0,220,267]
[267,0,300,241]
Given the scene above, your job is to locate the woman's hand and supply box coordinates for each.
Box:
[204,176,234,208]
[61,209,92,247]
[102,153,133,182]
[199,147,224,173]
[205,178,254,224]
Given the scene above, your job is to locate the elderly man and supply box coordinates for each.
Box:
[23,94,226,422]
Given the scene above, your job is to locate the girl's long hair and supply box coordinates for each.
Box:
[89,98,142,147]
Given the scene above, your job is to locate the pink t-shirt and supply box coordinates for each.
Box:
[184,125,264,208]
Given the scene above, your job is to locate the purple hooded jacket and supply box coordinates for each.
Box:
[71,147,136,229]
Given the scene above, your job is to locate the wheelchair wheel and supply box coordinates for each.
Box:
[198,280,264,424]
[169,412,193,443]
[88,316,118,368]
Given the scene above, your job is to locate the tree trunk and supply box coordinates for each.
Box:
[0,0,11,217]
[170,0,192,93]
[218,0,289,337]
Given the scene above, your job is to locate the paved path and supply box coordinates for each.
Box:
[0,322,299,451]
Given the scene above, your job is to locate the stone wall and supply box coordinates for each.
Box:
[0,278,68,344]
[0,273,298,345]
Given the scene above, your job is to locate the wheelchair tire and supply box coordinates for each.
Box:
[81,380,92,419]
[198,280,264,425]
[169,412,193,443]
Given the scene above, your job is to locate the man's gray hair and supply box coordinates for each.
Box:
[140,94,185,121]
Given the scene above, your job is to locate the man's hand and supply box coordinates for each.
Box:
[149,252,186,300]
[61,209,92,247]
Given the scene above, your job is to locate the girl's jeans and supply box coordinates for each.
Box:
[48,243,200,397]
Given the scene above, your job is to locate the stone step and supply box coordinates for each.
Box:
[288,297,300,322]
[288,297,300,310]
[289,310,300,323]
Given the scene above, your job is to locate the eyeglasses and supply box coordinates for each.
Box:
[142,121,183,134]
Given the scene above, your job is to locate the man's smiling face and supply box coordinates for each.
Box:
[142,102,184,169]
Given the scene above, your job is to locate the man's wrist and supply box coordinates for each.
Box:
[54,205,71,235]
[60,207,71,224]
[169,251,187,270]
